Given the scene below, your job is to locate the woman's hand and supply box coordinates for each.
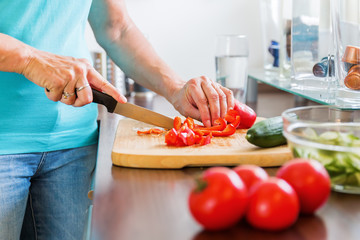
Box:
[21,48,127,107]
[171,76,234,127]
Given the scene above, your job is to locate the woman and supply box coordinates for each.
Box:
[0,0,234,239]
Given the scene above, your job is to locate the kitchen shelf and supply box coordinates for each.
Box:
[248,68,360,110]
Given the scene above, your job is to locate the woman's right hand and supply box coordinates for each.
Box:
[21,47,127,107]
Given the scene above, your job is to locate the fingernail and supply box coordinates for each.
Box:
[120,95,127,103]
[204,120,211,127]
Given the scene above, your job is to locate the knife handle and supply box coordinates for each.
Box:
[91,88,117,113]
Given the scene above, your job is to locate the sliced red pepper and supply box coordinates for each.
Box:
[164,112,240,146]
[224,109,239,123]
[225,115,236,123]
[173,116,182,131]
[195,129,212,136]
[230,115,241,129]
[197,124,236,137]
[184,117,195,129]
[194,128,206,144]
[194,123,204,128]
[165,128,178,145]
[137,128,165,135]
[194,134,203,144]
[199,133,212,146]
[193,129,204,137]
[137,129,151,134]
[212,124,236,137]
[152,129,165,134]
[178,124,196,146]
[194,118,226,131]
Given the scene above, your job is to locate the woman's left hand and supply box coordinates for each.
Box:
[171,76,234,127]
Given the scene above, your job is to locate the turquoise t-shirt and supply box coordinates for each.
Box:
[0,0,99,154]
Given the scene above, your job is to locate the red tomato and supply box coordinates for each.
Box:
[246,177,299,231]
[188,167,248,230]
[233,100,257,129]
[276,158,331,214]
[233,165,269,191]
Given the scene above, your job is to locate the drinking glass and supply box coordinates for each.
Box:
[291,0,335,99]
[332,0,360,108]
[259,0,292,79]
[215,35,249,103]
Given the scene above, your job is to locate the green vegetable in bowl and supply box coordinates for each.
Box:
[291,128,360,188]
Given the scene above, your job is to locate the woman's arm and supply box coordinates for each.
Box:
[89,0,234,126]
[0,33,32,74]
[0,33,126,106]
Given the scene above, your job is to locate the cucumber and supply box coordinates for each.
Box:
[245,116,287,148]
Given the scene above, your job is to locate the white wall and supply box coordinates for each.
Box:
[86,0,263,81]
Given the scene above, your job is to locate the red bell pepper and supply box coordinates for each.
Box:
[224,109,239,123]
[194,117,226,131]
[165,128,178,145]
[194,134,202,144]
[199,133,212,146]
[184,117,195,130]
[211,124,236,137]
[173,116,182,131]
[178,124,196,146]
[162,106,251,146]
[233,100,257,129]
[137,128,165,134]
[196,124,236,137]
[230,115,241,128]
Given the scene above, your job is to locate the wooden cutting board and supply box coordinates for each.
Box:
[111,118,292,169]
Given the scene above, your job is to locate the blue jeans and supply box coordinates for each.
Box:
[0,144,97,240]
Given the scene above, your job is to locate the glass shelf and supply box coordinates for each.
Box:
[248,68,360,110]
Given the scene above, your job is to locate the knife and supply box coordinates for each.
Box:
[91,88,174,129]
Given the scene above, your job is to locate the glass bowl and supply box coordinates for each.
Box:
[283,121,360,194]
[282,105,360,134]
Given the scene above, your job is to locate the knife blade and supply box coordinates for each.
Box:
[91,88,174,129]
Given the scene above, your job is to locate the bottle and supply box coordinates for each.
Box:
[268,40,279,67]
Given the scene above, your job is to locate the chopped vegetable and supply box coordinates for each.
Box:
[246,116,286,148]
[165,119,212,147]
[196,124,237,137]
[173,116,182,131]
[137,105,256,147]
[194,117,227,131]
[291,128,360,188]
[178,124,196,146]
[137,128,166,135]
[164,128,179,145]
[233,100,257,129]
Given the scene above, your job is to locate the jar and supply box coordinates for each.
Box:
[259,0,292,79]
[332,0,360,108]
[291,0,335,101]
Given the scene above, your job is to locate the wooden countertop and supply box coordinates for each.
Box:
[90,90,360,240]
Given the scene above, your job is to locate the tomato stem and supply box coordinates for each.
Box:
[195,178,208,192]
